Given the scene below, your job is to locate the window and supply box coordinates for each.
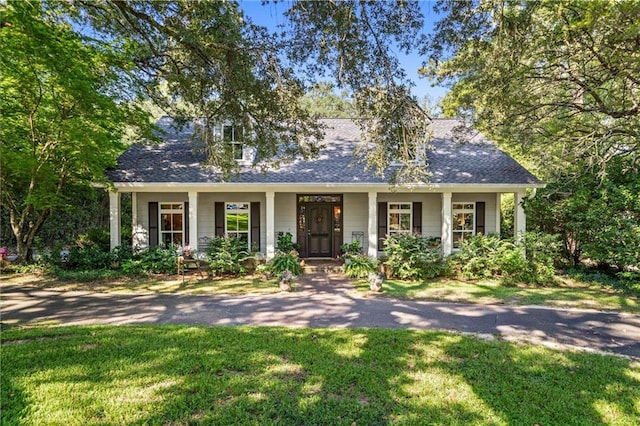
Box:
[223,125,244,160]
[452,202,475,249]
[226,202,250,248]
[160,203,184,246]
[388,202,412,235]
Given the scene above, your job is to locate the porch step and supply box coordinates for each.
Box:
[301,259,345,274]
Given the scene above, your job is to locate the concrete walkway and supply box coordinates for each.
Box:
[2,271,639,359]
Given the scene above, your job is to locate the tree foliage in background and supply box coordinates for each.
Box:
[285,0,431,182]
[300,82,357,118]
[1,0,431,260]
[524,160,640,271]
[424,0,640,178]
[0,1,150,262]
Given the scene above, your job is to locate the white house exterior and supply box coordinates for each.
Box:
[107,118,542,258]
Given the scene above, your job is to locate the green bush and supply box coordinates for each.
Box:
[450,233,560,285]
[121,246,178,275]
[383,234,445,280]
[344,255,378,278]
[340,240,362,257]
[276,232,297,252]
[65,245,116,270]
[266,251,302,276]
[206,237,249,276]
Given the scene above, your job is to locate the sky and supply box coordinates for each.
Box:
[239,0,449,103]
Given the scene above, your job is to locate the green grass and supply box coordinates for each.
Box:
[355,277,640,313]
[1,326,638,425]
[0,272,281,295]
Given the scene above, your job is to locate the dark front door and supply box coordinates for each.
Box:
[307,204,332,257]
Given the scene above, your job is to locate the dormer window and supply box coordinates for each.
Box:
[223,125,244,160]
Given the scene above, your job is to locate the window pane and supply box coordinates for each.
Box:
[389,213,400,231]
[453,213,473,231]
[172,213,182,231]
[160,203,172,210]
[236,213,249,231]
[162,233,173,246]
[232,143,243,160]
[161,214,171,231]
[173,233,182,245]
[400,213,411,230]
[223,125,233,141]
[227,213,239,231]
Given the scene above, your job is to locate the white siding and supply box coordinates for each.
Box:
[343,193,368,247]
[452,193,498,234]
[377,192,442,238]
[274,193,297,243]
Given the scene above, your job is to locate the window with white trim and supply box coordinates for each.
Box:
[160,203,184,246]
[452,202,475,249]
[388,202,412,236]
[226,202,250,248]
[223,125,244,160]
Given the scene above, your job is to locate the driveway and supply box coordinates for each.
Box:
[2,272,639,359]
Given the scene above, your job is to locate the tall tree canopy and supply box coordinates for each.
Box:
[423,0,640,179]
[1,0,430,260]
[0,0,149,261]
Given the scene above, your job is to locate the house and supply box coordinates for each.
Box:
[106,117,542,258]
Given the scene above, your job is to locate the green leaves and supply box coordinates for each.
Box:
[426,0,640,178]
[0,1,151,261]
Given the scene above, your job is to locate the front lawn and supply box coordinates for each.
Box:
[0,272,281,295]
[356,276,640,313]
[2,326,639,425]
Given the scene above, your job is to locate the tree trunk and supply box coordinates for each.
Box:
[10,208,50,264]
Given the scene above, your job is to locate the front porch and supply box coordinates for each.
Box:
[109,187,528,258]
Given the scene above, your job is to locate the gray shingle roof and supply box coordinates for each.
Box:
[107,117,542,186]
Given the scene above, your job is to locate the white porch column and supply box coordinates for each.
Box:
[109,191,121,250]
[131,192,140,248]
[495,193,502,236]
[441,192,452,256]
[514,191,526,243]
[266,191,275,259]
[367,191,378,258]
[188,191,198,249]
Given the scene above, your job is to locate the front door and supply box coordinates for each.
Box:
[297,194,343,258]
[307,204,332,257]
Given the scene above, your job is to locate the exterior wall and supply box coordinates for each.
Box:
[131,189,500,254]
[197,192,266,252]
[274,193,296,243]
[135,192,267,252]
[377,192,442,238]
[452,193,498,234]
[343,193,368,248]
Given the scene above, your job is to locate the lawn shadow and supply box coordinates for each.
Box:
[3,326,638,425]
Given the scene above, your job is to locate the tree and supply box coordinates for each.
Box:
[74,0,431,181]
[300,82,356,118]
[423,0,640,179]
[2,0,431,260]
[524,160,640,271]
[0,1,149,262]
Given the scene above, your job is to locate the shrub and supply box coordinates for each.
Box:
[344,254,378,278]
[121,246,178,275]
[340,240,362,257]
[450,233,560,285]
[383,234,445,280]
[65,245,116,270]
[276,232,297,252]
[266,251,302,276]
[75,228,111,252]
[206,237,249,276]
